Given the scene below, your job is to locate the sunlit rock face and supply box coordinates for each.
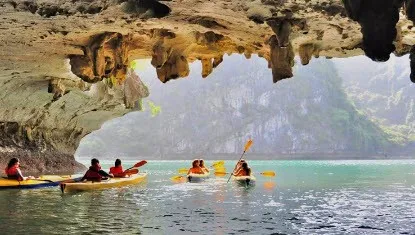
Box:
[1,0,415,171]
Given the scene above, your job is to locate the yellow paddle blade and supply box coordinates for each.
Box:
[263,181,276,190]
[244,139,253,152]
[214,172,228,177]
[171,175,186,181]
[260,171,276,177]
[178,168,188,174]
[211,160,225,167]
[213,167,226,172]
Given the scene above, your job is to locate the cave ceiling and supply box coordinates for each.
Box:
[0,0,415,162]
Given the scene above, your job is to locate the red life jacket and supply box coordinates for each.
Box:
[83,165,103,181]
[5,165,23,180]
[109,166,124,177]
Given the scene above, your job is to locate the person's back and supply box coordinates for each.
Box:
[188,160,204,175]
[109,159,125,177]
[4,158,32,181]
[235,162,251,176]
[82,158,113,181]
[199,159,209,173]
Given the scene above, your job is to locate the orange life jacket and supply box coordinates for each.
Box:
[236,169,250,176]
[5,165,23,180]
[188,167,204,174]
[109,166,124,177]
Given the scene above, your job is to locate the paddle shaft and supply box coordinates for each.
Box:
[125,160,147,171]
[227,150,246,183]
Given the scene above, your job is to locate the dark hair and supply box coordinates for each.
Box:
[241,162,248,169]
[199,159,205,167]
[242,162,250,175]
[7,158,19,170]
[242,162,251,175]
[192,159,199,168]
[115,159,121,167]
[91,158,99,166]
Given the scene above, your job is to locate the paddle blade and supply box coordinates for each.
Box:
[213,167,226,172]
[178,168,188,174]
[260,171,276,177]
[244,139,253,152]
[211,160,225,167]
[170,175,186,183]
[124,169,139,176]
[133,160,148,168]
[214,172,228,177]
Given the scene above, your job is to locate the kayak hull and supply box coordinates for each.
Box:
[60,173,147,192]
[232,175,256,186]
[187,172,210,183]
[0,175,82,190]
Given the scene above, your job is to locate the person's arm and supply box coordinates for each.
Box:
[16,169,24,181]
[234,168,242,176]
[98,170,113,178]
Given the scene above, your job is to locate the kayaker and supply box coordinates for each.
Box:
[81,158,113,181]
[233,159,246,174]
[187,159,204,174]
[199,159,209,173]
[109,159,125,177]
[4,158,34,181]
[234,162,251,176]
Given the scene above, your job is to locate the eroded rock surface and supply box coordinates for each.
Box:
[1,0,415,171]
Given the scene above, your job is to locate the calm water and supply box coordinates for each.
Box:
[1,160,415,234]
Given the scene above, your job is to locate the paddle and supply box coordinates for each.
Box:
[178,168,188,174]
[211,160,225,168]
[124,168,139,176]
[227,139,253,183]
[260,171,276,177]
[170,175,187,183]
[125,160,147,171]
[215,170,276,177]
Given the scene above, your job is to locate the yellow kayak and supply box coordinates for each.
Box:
[232,175,256,186]
[60,173,147,193]
[187,172,210,183]
[0,175,81,189]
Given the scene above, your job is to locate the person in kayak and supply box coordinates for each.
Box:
[234,162,251,176]
[4,158,33,181]
[233,159,246,175]
[81,158,113,181]
[187,159,204,174]
[109,159,125,177]
[199,159,209,173]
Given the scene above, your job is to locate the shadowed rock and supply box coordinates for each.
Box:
[343,0,403,61]
[299,43,320,65]
[269,35,294,83]
[201,58,213,78]
[122,0,171,18]
[70,32,129,83]
[267,19,292,47]
[123,69,149,109]
[156,52,190,83]
[410,46,415,83]
[151,39,172,69]
[405,0,415,22]
[213,56,224,68]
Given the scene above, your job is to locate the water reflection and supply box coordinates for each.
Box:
[1,160,415,234]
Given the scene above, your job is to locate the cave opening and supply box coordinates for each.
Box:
[75,53,415,162]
